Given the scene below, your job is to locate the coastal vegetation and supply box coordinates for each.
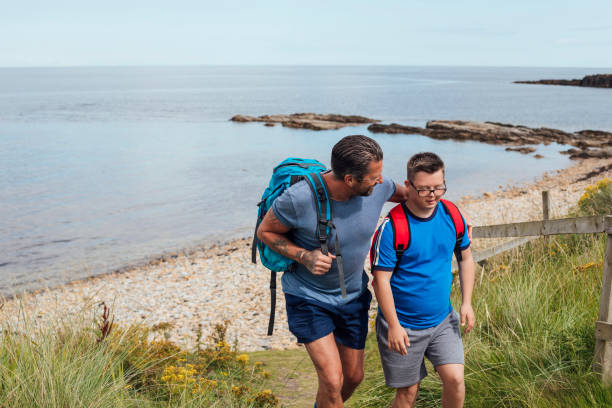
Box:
[349,178,612,407]
[0,313,279,407]
[0,178,610,407]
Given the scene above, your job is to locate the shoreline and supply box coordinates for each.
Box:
[1,157,611,352]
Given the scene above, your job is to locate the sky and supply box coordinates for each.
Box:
[1,0,611,67]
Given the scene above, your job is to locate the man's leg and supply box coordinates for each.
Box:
[393,383,419,408]
[436,364,464,408]
[305,333,344,408]
[336,342,365,401]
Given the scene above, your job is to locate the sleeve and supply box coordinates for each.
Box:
[271,188,297,229]
[459,214,470,250]
[371,218,398,272]
[383,177,396,201]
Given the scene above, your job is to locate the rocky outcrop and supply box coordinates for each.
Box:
[514,74,612,88]
[367,120,612,160]
[506,146,536,154]
[230,113,378,131]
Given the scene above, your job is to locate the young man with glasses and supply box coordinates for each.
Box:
[370,152,475,408]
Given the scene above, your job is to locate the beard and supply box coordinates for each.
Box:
[359,185,375,196]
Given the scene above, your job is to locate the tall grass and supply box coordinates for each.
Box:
[0,307,279,407]
[0,306,147,407]
[352,179,612,407]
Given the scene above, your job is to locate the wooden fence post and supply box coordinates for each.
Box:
[542,191,550,221]
[542,191,550,243]
[594,216,612,384]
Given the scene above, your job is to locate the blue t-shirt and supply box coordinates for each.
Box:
[371,201,470,329]
[272,177,396,306]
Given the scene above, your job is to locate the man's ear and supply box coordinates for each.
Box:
[344,173,354,186]
[404,179,410,188]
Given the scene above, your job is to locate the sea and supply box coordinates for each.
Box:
[1,65,611,296]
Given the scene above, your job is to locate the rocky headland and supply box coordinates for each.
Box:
[367,120,612,160]
[230,113,378,131]
[233,112,612,160]
[514,74,612,88]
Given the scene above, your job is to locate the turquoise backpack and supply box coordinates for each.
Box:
[252,158,347,335]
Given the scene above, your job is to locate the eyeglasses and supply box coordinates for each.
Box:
[410,180,447,197]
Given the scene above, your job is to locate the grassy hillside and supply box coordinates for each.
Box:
[1,178,610,407]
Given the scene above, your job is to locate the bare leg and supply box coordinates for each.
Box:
[336,341,365,401]
[305,333,344,408]
[393,383,419,408]
[436,364,465,408]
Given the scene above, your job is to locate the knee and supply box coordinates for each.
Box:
[442,372,465,393]
[397,384,419,400]
[344,366,364,387]
[319,368,344,394]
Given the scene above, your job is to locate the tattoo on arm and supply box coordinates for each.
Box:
[271,237,289,257]
[302,251,316,272]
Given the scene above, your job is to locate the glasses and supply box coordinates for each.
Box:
[410,180,447,197]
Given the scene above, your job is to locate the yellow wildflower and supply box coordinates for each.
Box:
[236,354,249,364]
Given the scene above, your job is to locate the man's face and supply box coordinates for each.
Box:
[350,160,383,196]
[405,169,446,210]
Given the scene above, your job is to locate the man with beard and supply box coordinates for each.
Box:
[257,135,412,407]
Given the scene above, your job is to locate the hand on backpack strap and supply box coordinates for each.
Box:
[300,249,336,275]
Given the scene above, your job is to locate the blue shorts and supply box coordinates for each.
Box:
[284,289,372,349]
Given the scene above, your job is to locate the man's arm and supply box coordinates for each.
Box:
[388,182,409,203]
[457,205,474,241]
[256,209,335,275]
[372,270,410,354]
[457,247,475,333]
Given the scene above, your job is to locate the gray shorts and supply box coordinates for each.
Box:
[376,310,464,388]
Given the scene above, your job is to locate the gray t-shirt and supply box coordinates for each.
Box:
[272,177,396,306]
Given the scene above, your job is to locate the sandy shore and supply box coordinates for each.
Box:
[1,158,610,352]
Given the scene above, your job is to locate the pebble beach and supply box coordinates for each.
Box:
[1,158,611,352]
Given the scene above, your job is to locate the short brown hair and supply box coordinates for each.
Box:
[331,135,383,182]
[407,152,445,181]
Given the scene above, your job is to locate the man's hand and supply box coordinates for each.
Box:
[461,208,473,241]
[388,323,410,355]
[460,303,475,334]
[299,249,336,275]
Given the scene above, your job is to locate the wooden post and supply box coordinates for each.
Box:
[542,191,550,243]
[594,216,612,384]
[542,191,550,221]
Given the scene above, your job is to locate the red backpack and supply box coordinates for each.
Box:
[370,199,466,273]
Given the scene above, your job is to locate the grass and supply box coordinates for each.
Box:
[251,233,611,408]
[248,348,317,407]
[1,178,610,407]
[348,177,612,407]
[0,312,279,407]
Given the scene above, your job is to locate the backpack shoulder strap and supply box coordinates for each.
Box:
[304,172,331,254]
[303,172,347,299]
[440,199,466,260]
[388,204,410,252]
[439,199,465,240]
[388,203,411,272]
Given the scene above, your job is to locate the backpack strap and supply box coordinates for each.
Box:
[304,172,347,299]
[388,204,411,272]
[440,199,466,261]
[267,172,346,336]
[370,204,411,276]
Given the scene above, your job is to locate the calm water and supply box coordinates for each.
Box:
[1,66,611,295]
